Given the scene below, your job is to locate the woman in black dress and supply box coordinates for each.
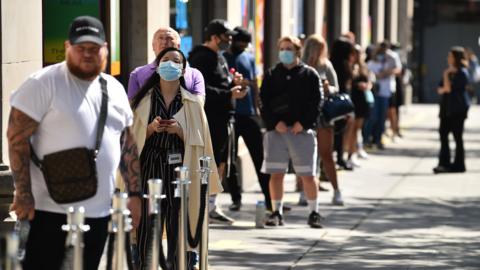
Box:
[434,46,471,173]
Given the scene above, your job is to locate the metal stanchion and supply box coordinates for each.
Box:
[147,179,164,270]
[61,206,90,270]
[2,233,21,270]
[108,193,132,270]
[173,166,190,270]
[198,156,212,270]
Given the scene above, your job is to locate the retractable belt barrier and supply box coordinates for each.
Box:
[106,193,134,270]
[61,207,90,270]
[1,233,21,270]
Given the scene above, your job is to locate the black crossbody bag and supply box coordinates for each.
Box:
[30,77,108,204]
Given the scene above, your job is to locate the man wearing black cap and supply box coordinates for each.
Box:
[7,16,142,269]
[188,19,246,225]
[223,27,272,212]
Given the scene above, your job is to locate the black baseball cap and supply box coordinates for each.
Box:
[232,27,252,43]
[204,19,237,38]
[68,16,106,46]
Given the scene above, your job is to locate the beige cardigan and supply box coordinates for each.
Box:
[132,87,222,248]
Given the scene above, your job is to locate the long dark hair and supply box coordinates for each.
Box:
[330,37,355,91]
[131,47,187,109]
[450,46,468,69]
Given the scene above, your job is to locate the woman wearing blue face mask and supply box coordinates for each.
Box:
[130,47,222,269]
[260,36,323,229]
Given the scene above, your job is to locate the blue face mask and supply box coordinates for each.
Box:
[157,61,183,81]
[279,50,296,65]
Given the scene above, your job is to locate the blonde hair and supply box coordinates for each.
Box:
[277,36,302,56]
[302,34,328,67]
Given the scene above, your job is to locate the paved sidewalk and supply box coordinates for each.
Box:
[209,104,480,270]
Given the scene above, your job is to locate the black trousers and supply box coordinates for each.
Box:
[226,114,271,210]
[23,210,109,270]
[438,116,466,170]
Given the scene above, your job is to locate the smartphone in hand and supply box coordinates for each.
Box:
[158,119,175,126]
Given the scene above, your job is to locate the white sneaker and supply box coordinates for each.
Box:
[332,190,344,206]
[357,148,369,159]
[209,208,235,225]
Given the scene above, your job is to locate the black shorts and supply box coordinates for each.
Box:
[209,119,229,164]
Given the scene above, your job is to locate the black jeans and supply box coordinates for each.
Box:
[438,116,466,170]
[23,210,109,270]
[226,114,271,210]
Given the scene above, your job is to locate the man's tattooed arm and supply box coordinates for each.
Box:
[119,127,141,193]
[7,108,39,220]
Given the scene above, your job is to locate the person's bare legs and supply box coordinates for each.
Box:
[317,127,339,190]
[300,175,318,201]
[348,118,365,158]
[269,173,285,213]
[318,127,344,205]
[388,107,399,137]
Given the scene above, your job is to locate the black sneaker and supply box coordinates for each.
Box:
[228,201,242,211]
[307,211,323,229]
[265,211,284,226]
[433,165,450,174]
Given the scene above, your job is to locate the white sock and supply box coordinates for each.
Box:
[307,199,318,213]
[272,200,284,215]
[208,195,217,212]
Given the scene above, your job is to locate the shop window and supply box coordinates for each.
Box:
[42,0,121,77]
[43,0,101,66]
[170,0,193,57]
[241,0,265,77]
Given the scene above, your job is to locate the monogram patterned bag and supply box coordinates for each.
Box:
[30,77,108,204]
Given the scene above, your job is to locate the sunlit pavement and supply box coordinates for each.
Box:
[209,104,480,270]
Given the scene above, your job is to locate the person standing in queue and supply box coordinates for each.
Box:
[7,16,142,270]
[130,47,222,269]
[188,19,246,225]
[260,36,323,228]
[434,46,471,174]
[223,26,272,212]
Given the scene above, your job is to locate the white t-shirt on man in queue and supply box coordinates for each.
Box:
[10,61,133,218]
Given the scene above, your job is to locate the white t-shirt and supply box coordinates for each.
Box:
[371,50,402,98]
[10,62,133,218]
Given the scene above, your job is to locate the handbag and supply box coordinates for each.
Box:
[30,77,108,204]
[321,92,354,124]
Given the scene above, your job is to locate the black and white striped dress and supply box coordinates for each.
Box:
[137,85,190,269]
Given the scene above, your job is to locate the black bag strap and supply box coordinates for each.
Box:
[95,76,109,157]
[30,76,109,168]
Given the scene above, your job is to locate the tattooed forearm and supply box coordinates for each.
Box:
[120,127,141,193]
[7,108,39,207]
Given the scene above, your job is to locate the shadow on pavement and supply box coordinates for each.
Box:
[298,197,480,269]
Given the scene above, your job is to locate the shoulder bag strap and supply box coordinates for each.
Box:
[94,76,109,157]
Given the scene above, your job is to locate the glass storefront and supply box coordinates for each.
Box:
[43,0,100,66]
[42,0,121,77]
[170,0,193,57]
[241,0,265,77]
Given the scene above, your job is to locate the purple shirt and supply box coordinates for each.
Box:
[127,61,205,99]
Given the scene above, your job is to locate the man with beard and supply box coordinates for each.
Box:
[7,16,142,270]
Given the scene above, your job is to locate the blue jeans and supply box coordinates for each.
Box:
[371,96,389,145]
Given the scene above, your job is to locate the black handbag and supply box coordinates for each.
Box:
[321,93,354,123]
[30,77,108,204]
